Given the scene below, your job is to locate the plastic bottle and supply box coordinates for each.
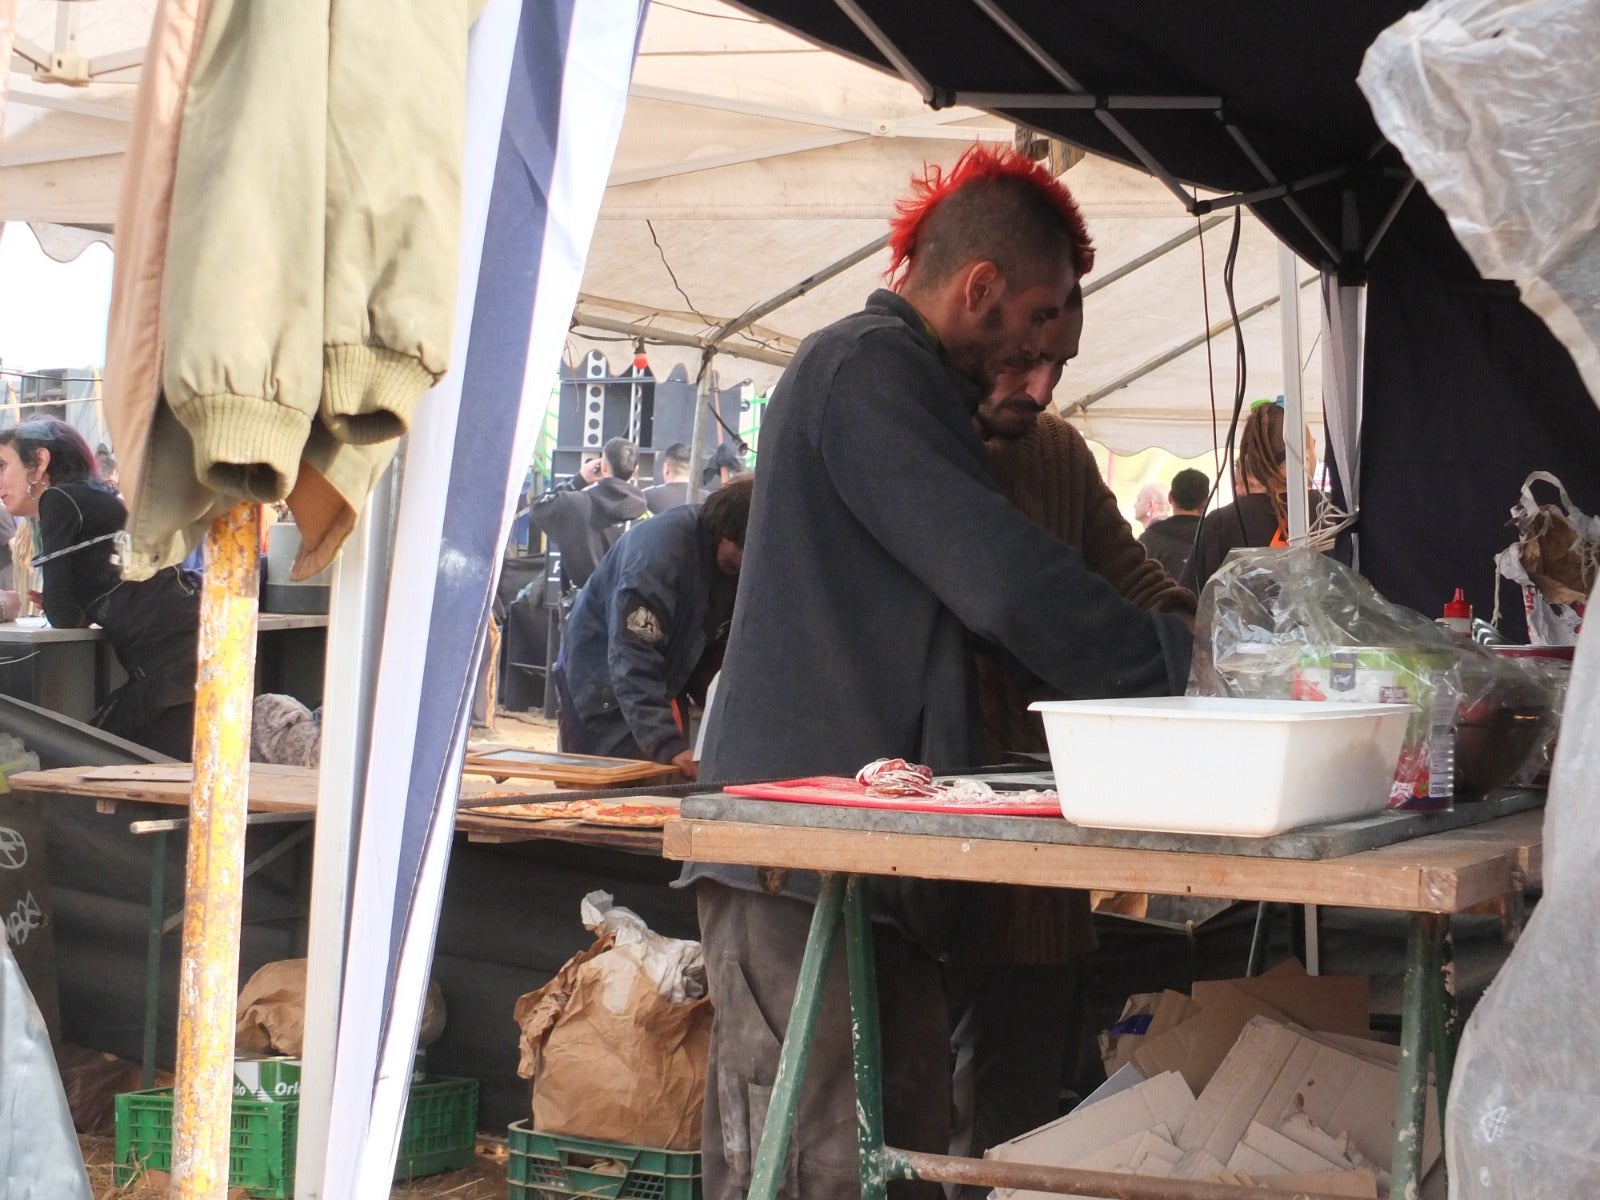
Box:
[1426,669,1457,806]
[1438,588,1473,636]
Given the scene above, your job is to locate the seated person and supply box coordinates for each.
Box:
[553,477,753,778]
[0,419,200,758]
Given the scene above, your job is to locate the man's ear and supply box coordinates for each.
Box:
[961,261,1003,313]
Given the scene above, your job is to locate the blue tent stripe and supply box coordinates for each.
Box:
[381,0,578,1009]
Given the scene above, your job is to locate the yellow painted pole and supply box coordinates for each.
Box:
[172,502,261,1199]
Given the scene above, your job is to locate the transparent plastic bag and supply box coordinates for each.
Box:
[1447,583,1600,1197]
[1359,0,1600,401]
[1190,548,1555,805]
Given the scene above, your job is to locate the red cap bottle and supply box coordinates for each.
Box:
[1440,588,1473,635]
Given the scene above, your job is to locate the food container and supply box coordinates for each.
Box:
[1029,697,1412,837]
[1292,646,1453,809]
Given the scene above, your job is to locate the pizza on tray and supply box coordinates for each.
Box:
[480,797,680,827]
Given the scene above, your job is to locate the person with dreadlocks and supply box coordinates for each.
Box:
[683,145,1193,1200]
[1181,400,1322,590]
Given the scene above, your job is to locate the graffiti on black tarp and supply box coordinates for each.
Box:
[0,825,26,870]
[5,889,42,946]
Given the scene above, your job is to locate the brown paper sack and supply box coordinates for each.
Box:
[236,958,447,1056]
[515,934,712,1150]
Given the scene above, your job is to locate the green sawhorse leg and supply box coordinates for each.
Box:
[745,873,896,1200]
[1391,912,1457,1198]
[746,874,847,1200]
[750,875,1457,1200]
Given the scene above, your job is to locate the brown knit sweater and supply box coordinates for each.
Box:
[956,412,1195,965]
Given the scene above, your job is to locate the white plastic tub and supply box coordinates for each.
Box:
[1028,696,1412,837]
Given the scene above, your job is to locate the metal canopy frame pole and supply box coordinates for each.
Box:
[686,352,715,505]
[828,0,1359,266]
[571,313,792,368]
[963,0,1197,212]
[1067,274,1317,414]
[1082,215,1229,298]
[954,92,1221,110]
[575,229,892,376]
[171,502,261,1200]
[706,234,889,351]
[1218,120,1341,264]
[832,0,940,104]
[1280,243,1310,543]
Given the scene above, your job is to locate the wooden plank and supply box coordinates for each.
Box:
[461,746,679,786]
[662,819,1527,913]
[13,765,320,813]
[457,813,664,855]
[678,789,1543,861]
[14,765,661,853]
[13,763,500,819]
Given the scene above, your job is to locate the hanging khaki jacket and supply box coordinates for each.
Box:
[106,0,469,581]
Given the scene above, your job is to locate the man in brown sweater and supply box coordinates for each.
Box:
[947,290,1196,1192]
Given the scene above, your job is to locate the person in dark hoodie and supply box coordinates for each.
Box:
[686,145,1192,1200]
[530,437,648,590]
[1140,467,1209,580]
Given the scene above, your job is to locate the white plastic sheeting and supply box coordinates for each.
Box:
[1440,582,1600,1198]
[0,941,91,1200]
[1359,0,1600,402]
[1359,3,1600,1194]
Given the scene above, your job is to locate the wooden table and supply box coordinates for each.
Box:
[14,763,674,1084]
[664,805,1543,1200]
[13,762,671,855]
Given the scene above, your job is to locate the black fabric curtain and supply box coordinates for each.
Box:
[1359,232,1600,641]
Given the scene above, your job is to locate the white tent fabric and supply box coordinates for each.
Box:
[5,0,1322,458]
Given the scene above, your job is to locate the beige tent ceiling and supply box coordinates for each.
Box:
[3,0,1320,457]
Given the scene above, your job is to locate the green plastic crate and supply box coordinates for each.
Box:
[508,1121,701,1200]
[114,1076,478,1198]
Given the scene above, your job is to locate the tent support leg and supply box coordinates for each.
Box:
[171,502,260,1200]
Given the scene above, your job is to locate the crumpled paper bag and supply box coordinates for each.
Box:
[514,891,710,1150]
[1494,472,1599,644]
[235,959,446,1056]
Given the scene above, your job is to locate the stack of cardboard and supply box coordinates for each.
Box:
[990,962,1438,1198]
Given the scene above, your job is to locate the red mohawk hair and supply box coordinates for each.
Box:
[886,143,1094,287]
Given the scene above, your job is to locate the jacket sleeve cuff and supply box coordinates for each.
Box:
[322,344,438,446]
[167,392,312,501]
[647,732,691,764]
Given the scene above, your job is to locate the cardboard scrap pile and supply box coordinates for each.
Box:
[991,961,1438,1198]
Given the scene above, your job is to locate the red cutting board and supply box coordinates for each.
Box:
[725,776,1063,817]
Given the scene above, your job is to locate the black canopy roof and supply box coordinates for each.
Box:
[724,0,1600,638]
[729,1,1432,278]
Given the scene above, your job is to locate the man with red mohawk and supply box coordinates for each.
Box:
[684,145,1193,1200]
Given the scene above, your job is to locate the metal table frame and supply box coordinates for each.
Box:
[132,811,315,1088]
[666,810,1537,1200]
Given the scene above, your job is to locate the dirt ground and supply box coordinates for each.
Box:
[81,1132,510,1199]
[471,709,559,753]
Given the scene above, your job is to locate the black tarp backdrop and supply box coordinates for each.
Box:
[724,0,1600,630]
[1362,230,1600,640]
[43,794,698,1131]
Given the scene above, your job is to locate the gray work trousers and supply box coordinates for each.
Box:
[697,881,950,1200]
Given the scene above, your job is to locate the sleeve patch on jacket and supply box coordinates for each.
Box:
[624,603,666,644]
